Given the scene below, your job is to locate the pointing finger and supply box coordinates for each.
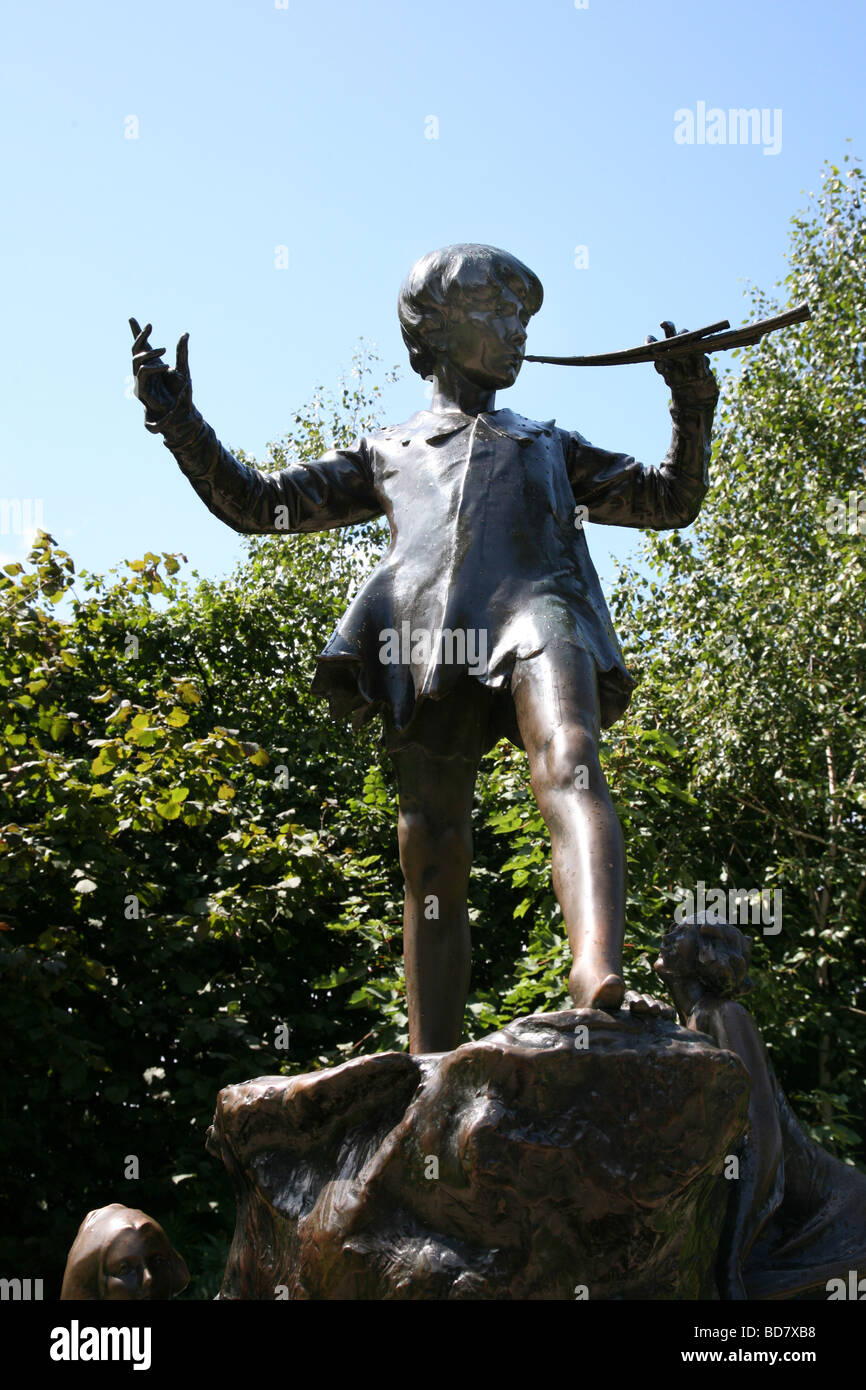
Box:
[175,332,190,377]
[131,322,154,353]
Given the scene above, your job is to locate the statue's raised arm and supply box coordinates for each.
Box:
[129,318,382,536]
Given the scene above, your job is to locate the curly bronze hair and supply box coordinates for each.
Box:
[397,243,543,380]
[653,916,754,999]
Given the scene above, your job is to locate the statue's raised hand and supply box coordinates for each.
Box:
[129,318,192,425]
[647,320,718,396]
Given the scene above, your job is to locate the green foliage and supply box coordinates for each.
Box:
[0,354,403,1297]
[610,152,866,1158]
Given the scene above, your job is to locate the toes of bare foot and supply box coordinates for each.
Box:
[624,990,675,1019]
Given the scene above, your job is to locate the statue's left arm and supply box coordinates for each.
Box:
[566,350,719,529]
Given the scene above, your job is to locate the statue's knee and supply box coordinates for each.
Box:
[398,811,471,888]
[532,727,600,796]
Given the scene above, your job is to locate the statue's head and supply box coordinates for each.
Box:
[59,1204,189,1301]
[653,915,754,1000]
[397,244,543,388]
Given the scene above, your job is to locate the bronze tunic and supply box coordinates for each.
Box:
[153,383,716,743]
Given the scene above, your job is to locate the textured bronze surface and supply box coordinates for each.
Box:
[60,1204,189,1301]
[657,916,866,1300]
[207,1011,748,1300]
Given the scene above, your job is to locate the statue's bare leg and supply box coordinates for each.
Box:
[511,645,626,1011]
[389,738,481,1054]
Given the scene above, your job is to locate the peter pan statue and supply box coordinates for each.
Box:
[130,242,719,1053]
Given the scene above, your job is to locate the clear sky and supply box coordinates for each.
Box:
[2,0,863,590]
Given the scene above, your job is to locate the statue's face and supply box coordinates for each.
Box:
[440,274,531,389]
[101,1224,175,1300]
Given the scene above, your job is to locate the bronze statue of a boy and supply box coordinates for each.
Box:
[131,243,718,1053]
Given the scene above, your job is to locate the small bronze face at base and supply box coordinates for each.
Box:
[60,1204,189,1301]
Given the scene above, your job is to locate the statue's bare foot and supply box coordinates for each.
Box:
[569,963,625,1011]
[623,989,676,1020]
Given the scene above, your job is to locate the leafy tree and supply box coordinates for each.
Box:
[609,152,866,1157]
[0,355,404,1296]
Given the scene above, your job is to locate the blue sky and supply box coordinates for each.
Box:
[2,0,863,591]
